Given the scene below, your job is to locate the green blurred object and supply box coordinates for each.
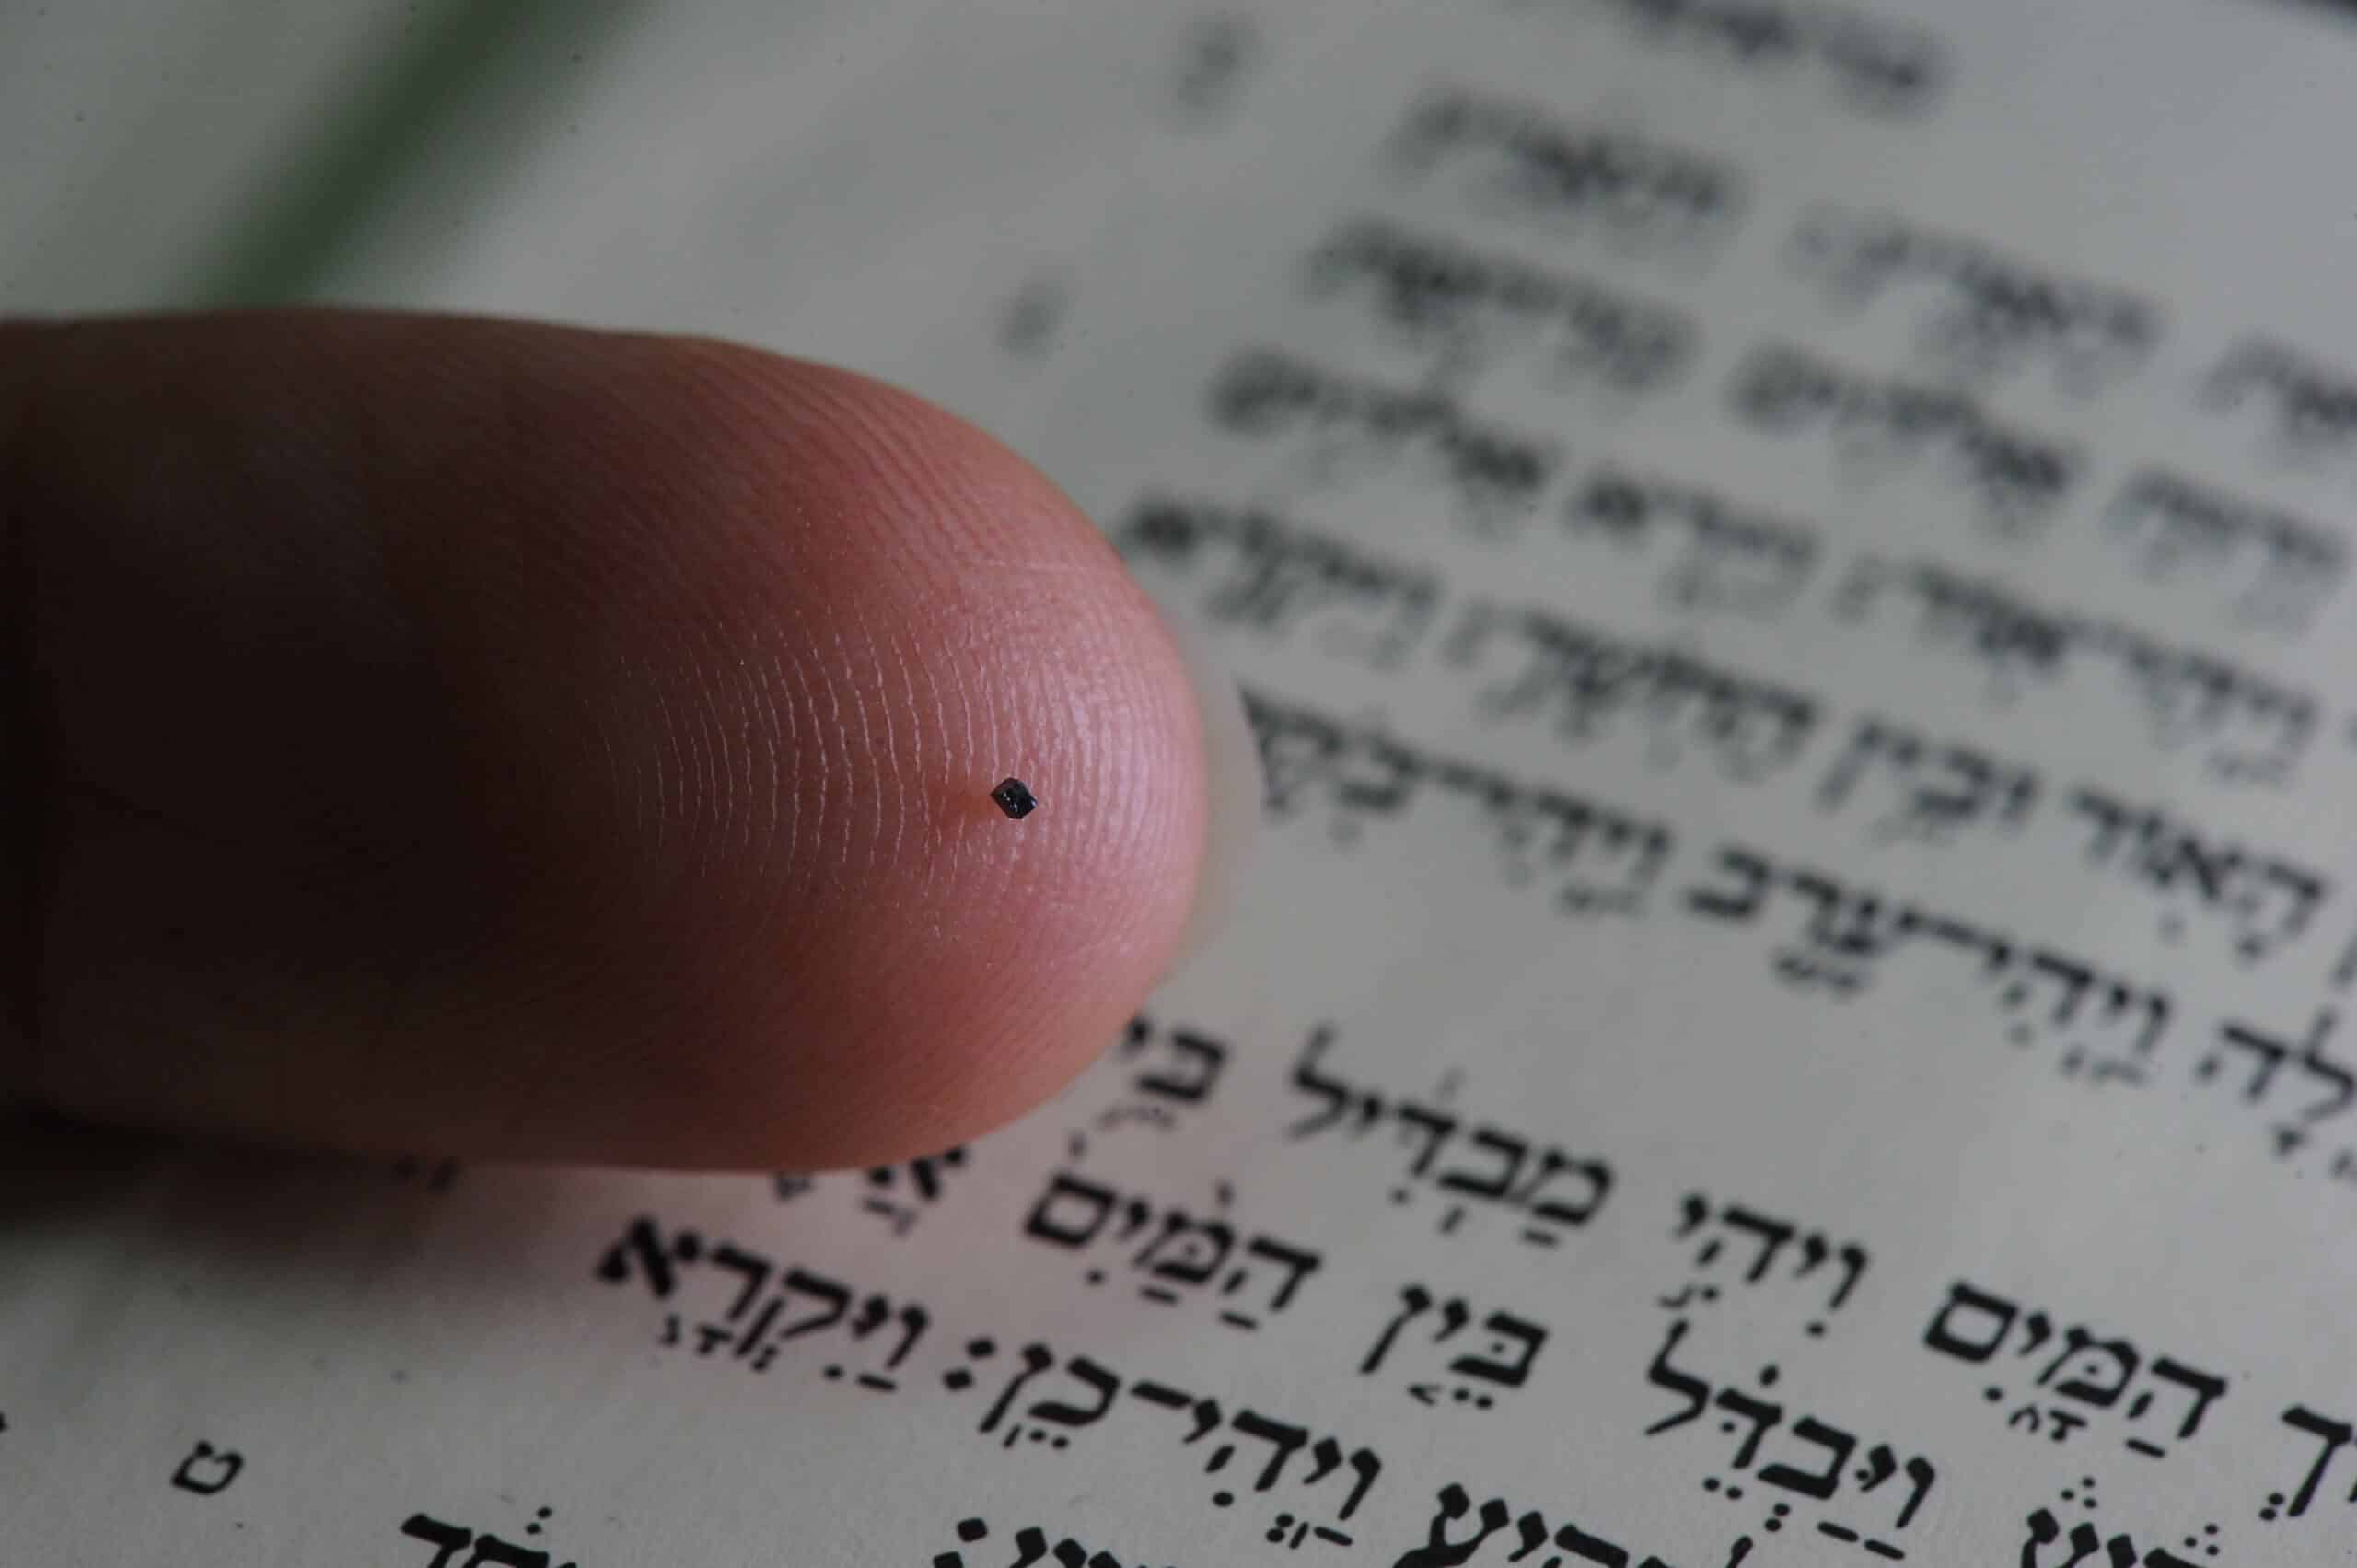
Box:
[189,0,636,307]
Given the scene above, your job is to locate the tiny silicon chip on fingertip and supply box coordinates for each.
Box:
[990,777,1038,819]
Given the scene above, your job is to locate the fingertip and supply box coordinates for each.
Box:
[668,347,1218,1165]
[13,314,1213,1169]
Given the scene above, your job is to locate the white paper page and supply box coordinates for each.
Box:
[11,3,2357,1563]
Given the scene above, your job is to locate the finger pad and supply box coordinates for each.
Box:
[20,318,1209,1167]
[436,340,1211,1165]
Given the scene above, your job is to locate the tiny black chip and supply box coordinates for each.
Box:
[991,777,1038,819]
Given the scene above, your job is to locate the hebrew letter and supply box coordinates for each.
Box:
[2068,789,2140,866]
[2019,1510,2107,1568]
[1792,1231,1829,1279]
[2199,1021,2290,1102]
[1923,1280,2017,1361]
[1336,733,1433,819]
[1448,1312,1549,1389]
[1182,1399,1225,1443]
[1911,746,2000,838]
[461,1537,550,1568]
[1291,1436,1381,1521]
[1234,1236,1323,1316]
[1362,1284,1434,1375]
[1552,1523,1630,1568]
[2279,1405,2352,1518]
[2023,952,2097,1028]
[1437,1128,1530,1201]
[1675,1192,1712,1237]
[1288,1027,1376,1138]
[710,1243,773,1320]
[1027,1357,1121,1430]
[1518,1149,1614,1228]
[594,1214,701,1298]
[2291,1011,2356,1130]
[401,1516,474,1568]
[1559,817,1674,915]
[1242,690,1349,816]
[1713,1388,1785,1469]
[1643,1318,1711,1435]
[1854,1443,1897,1493]
[1338,1446,1383,1520]
[1758,1415,1855,1500]
[1820,1243,1869,1313]
[1392,1484,1514,1568]
[979,1342,1057,1435]
[1138,1029,1227,1103]
[1710,686,1819,782]
[776,1268,851,1341]
[1686,846,1775,922]
[1393,1103,1462,1178]
[1127,1379,1190,1412]
[2140,820,2240,907]
[900,1149,963,1203]
[844,1294,890,1341]
[2072,983,2173,1085]
[1134,1212,1237,1288]
[1782,874,1914,975]
[1718,1206,1796,1283]
[169,1441,243,1496]
[2243,861,2328,957]
[1920,913,2014,976]
[1814,718,1895,814]
[2037,1327,2139,1410]
[882,1305,931,1371]
[1893,1456,1935,1531]
[2142,1357,2226,1441]
[1231,1411,1311,1491]
[1024,1173,1120,1248]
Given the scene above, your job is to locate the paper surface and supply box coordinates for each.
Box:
[10,3,2357,1562]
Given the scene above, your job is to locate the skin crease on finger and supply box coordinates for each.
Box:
[0,312,1210,1169]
